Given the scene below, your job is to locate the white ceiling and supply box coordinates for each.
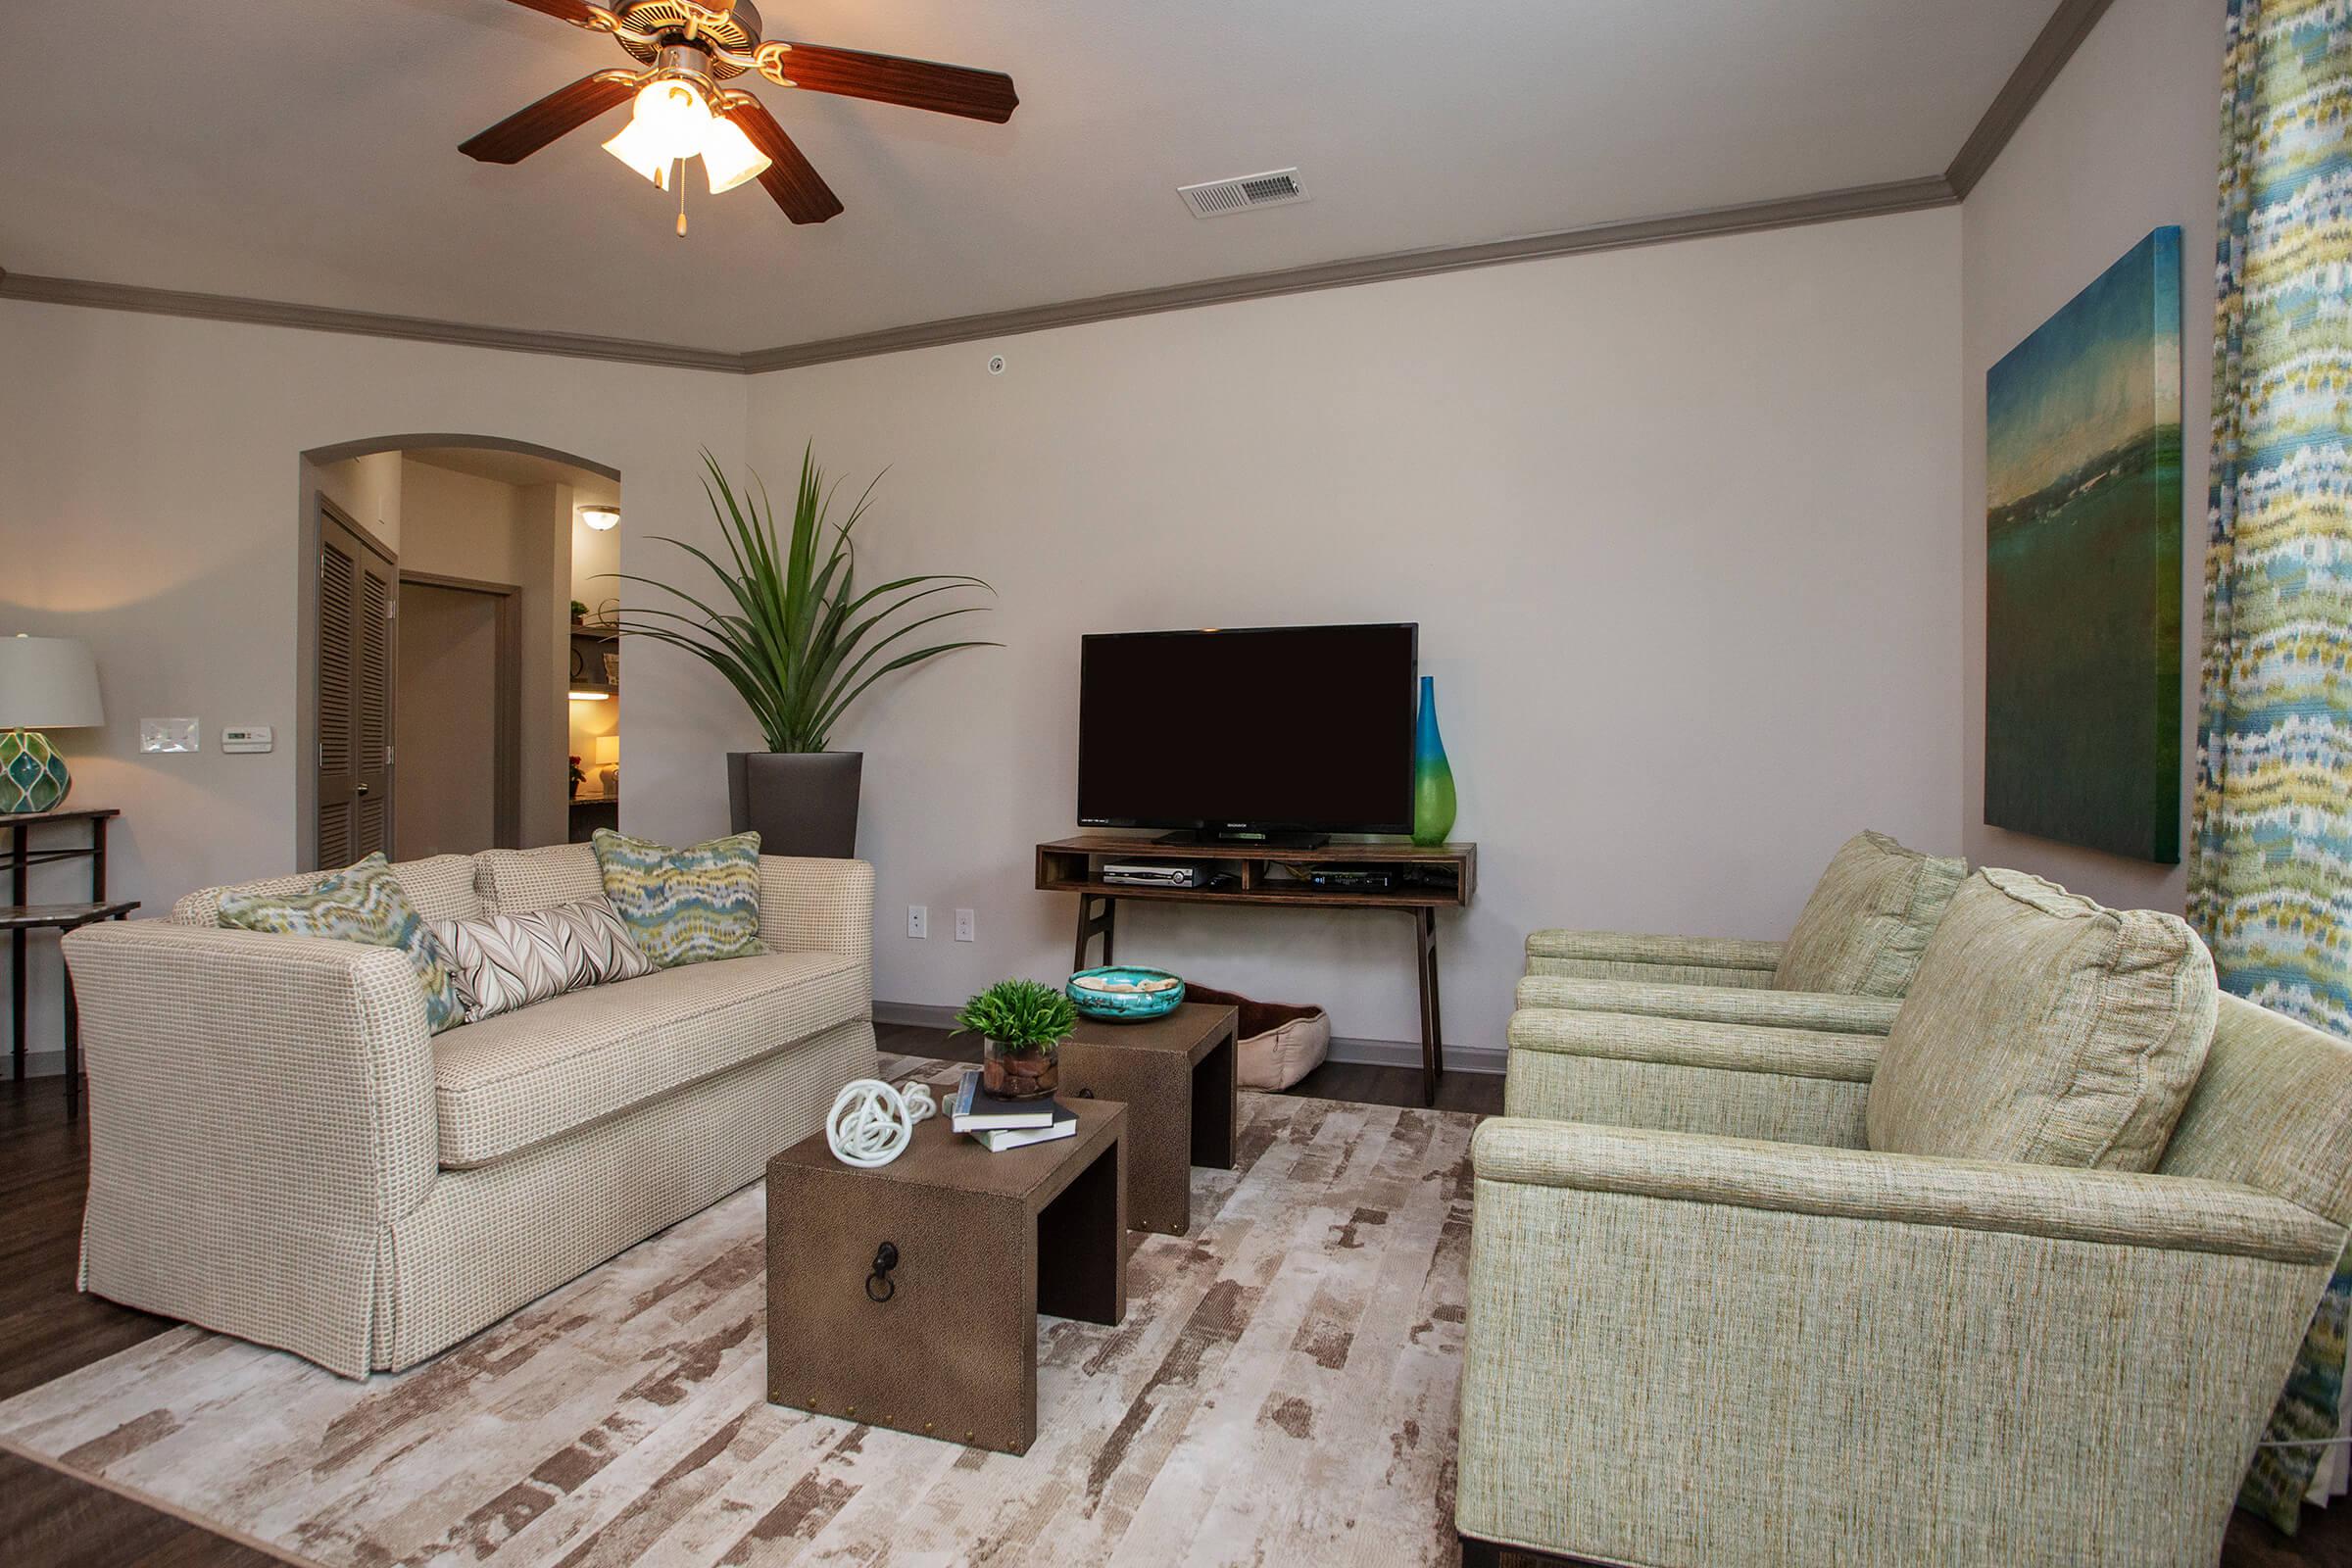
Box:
[0,1,2052,354]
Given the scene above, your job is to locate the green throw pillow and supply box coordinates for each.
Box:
[217,852,466,1035]
[591,828,764,968]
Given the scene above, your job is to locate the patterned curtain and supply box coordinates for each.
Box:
[2191,0,2352,1531]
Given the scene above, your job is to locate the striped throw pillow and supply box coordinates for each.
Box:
[591,828,765,969]
[217,852,466,1034]
[433,899,654,1023]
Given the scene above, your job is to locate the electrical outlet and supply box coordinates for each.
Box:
[954,908,976,943]
[906,905,928,940]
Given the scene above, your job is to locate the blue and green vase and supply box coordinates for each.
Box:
[0,729,72,814]
[1411,675,1455,848]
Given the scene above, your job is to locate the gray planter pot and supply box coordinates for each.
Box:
[728,751,862,859]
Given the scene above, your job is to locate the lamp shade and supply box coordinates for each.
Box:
[593,734,621,766]
[0,636,103,730]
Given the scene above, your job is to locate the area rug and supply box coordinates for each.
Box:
[0,1063,1478,1567]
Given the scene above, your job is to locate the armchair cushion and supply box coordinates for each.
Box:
[1868,868,2218,1173]
[1772,829,1965,996]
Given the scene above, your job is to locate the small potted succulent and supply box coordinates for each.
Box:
[956,978,1077,1101]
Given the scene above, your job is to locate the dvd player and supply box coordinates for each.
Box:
[1102,862,1201,888]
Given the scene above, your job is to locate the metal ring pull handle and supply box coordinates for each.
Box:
[865,1241,899,1302]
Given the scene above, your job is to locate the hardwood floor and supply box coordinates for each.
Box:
[2,1034,2343,1567]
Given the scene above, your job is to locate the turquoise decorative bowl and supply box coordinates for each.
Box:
[1067,965,1186,1020]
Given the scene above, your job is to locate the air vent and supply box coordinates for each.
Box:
[1178,168,1310,219]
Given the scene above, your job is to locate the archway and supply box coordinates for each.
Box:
[295,435,622,869]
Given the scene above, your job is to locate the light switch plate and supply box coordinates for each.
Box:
[220,725,273,754]
[140,717,199,754]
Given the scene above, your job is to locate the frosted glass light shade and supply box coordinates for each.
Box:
[603,117,674,190]
[0,635,103,730]
[701,115,772,194]
[631,79,710,160]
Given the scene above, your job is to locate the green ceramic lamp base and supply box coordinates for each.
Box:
[0,729,73,814]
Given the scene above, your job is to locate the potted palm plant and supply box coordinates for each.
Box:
[615,448,995,857]
[956,978,1078,1101]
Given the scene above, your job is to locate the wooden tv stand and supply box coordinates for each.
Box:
[1034,835,1477,1104]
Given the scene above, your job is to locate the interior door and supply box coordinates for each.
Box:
[395,578,515,857]
[318,504,397,867]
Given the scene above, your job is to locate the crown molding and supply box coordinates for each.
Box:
[0,0,2107,376]
[1945,0,2116,197]
[0,266,742,372]
[738,175,1958,371]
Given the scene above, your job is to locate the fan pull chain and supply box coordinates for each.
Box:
[677,166,689,237]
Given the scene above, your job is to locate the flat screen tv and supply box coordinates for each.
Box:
[1077,623,1418,843]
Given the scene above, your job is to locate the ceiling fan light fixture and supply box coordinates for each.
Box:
[630,77,712,162]
[602,116,674,188]
[701,114,773,195]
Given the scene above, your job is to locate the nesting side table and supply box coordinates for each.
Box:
[1058,1003,1238,1237]
[766,1096,1126,1456]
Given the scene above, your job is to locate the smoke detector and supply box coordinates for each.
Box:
[1178,168,1309,219]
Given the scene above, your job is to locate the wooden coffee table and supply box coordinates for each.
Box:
[1058,1003,1238,1236]
[765,1095,1126,1456]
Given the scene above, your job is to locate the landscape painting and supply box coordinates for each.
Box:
[1984,225,2183,862]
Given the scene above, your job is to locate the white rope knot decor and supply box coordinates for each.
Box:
[826,1078,937,1168]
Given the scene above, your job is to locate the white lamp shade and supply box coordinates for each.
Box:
[701,114,773,195]
[0,636,103,730]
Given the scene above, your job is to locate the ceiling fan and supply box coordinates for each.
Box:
[461,0,1018,231]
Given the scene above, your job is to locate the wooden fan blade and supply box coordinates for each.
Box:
[769,43,1017,122]
[499,0,600,24]
[460,74,636,164]
[724,99,845,224]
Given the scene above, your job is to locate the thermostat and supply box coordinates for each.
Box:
[221,725,273,754]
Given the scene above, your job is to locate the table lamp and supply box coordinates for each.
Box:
[594,733,620,797]
[0,635,104,813]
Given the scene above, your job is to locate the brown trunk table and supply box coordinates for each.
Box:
[766,1096,1126,1456]
[1058,1003,1238,1237]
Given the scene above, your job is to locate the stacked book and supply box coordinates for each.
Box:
[950,1069,1076,1152]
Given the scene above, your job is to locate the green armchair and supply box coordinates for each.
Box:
[1460,875,2352,1568]
[1522,831,1965,1033]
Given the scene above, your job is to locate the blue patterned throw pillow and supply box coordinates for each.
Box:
[217,852,466,1034]
[591,828,765,968]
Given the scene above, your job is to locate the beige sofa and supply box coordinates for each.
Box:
[63,842,876,1378]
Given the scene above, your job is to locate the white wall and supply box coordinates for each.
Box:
[745,207,1967,1054]
[0,301,752,1060]
[1959,0,2220,911]
[1,203,1969,1067]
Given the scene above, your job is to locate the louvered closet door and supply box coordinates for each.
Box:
[318,507,397,866]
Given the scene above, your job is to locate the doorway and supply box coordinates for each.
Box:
[396,575,521,856]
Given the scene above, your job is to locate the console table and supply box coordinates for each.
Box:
[1035,836,1477,1104]
[4,808,133,1116]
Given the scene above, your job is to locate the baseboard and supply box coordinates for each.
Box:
[1326,1036,1503,1075]
[872,1002,1502,1075]
[873,1001,962,1032]
[5,1051,67,1080]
